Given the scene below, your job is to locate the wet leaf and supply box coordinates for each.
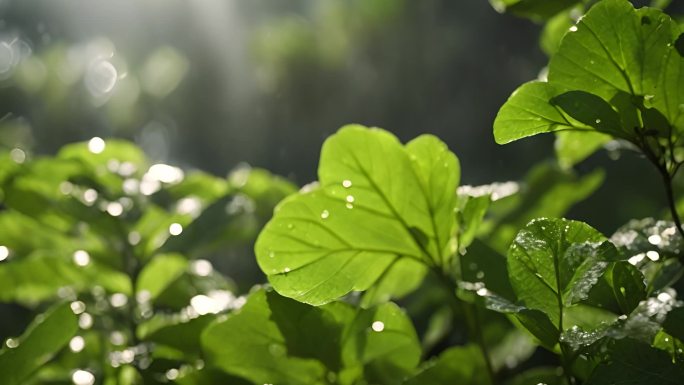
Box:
[256,125,459,305]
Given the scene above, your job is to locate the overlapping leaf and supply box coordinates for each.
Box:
[494,0,684,162]
[507,218,619,325]
[256,125,460,305]
[201,288,420,385]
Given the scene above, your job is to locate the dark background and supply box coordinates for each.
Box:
[1,0,683,234]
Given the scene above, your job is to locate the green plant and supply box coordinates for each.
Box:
[1,0,683,384]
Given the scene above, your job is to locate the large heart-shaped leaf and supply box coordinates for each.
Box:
[256,125,459,305]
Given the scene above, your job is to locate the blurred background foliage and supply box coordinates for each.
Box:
[0,0,684,383]
[0,0,681,233]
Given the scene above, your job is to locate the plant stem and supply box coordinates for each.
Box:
[661,170,684,242]
[463,302,496,384]
[435,271,496,385]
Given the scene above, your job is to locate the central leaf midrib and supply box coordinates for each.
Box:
[345,145,434,264]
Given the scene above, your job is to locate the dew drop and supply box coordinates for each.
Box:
[346,203,354,209]
[73,250,90,267]
[342,180,352,188]
[320,210,330,219]
[169,223,183,236]
[72,369,95,385]
[88,137,106,154]
[69,336,85,352]
[595,118,601,124]
[648,234,662,245]
[346,195,355,203]
[569,25,578,32]
[371,321,385,332]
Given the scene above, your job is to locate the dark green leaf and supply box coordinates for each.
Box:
[663,307,684,342]
[403,345,486,385]
[550,91,624,137]
[585,338,684,385]
[201,288,420,385]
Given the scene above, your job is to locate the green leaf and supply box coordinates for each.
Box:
[457,195,491,251]
[549,1,680,100]
[175,369,252,385]
[609,262,647,314]
[550,91,624,137]
[508,218,616,325]
[0,302,78,385]
[663,307,684,342]
[555,131,611,169]
[507,367,567,385]
[496,0,684,143]
[585,338,684,385]
[403,345,486,385]
[160,194,257,256]
[201,289,330,385]
[139,313,216,356]
[479,293,560,349]
[256,125,459,305]
[460,239,515,300]
[201,288,420,385]
[0,251,131,305]
[493,81,574,144]
[136,254,188,301]
[360,258,428,307]
[540,10,575,56]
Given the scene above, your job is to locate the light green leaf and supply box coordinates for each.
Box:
[508,218,616,325]
[0,302,78,385]
[496,0,684,143]
[540,10,575,56]
[360,258,428,307]
[0,251,131,305]
[136,253,188,301]
[256,125,459,305]
[555,131,611,169]
[493,81,574,144]
[549,1,679,100]
[457,195,491,251]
